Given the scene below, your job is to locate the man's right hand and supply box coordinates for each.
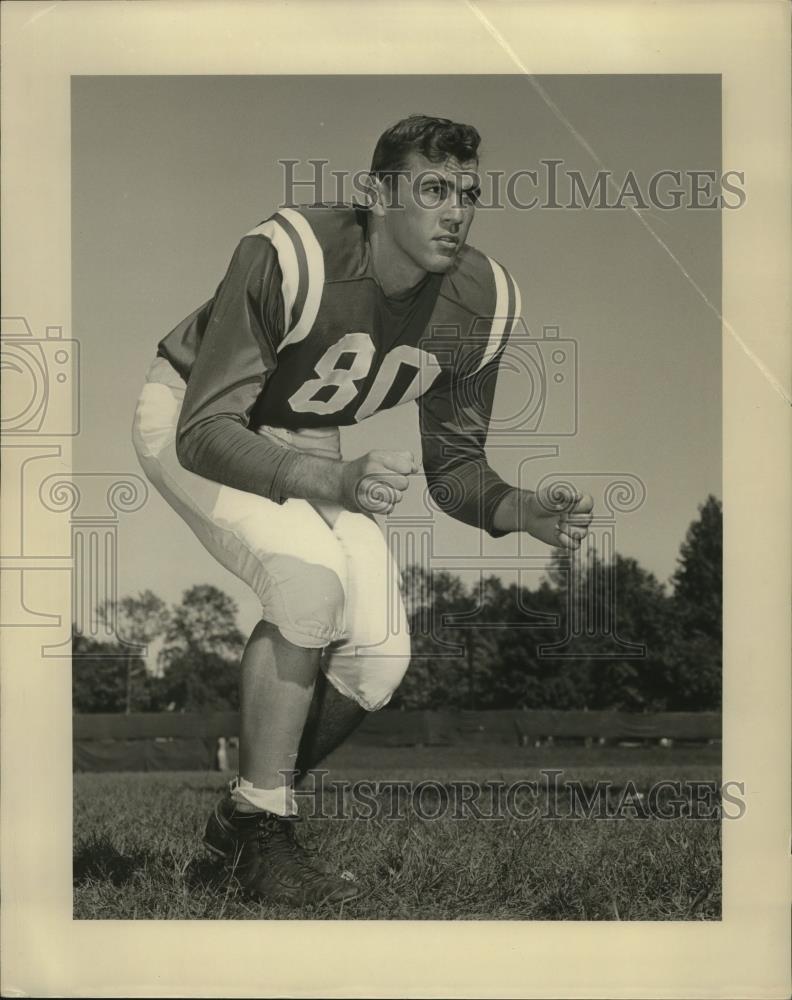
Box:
[341,450,418,514]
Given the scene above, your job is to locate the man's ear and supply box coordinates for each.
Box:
[360,172,388,218]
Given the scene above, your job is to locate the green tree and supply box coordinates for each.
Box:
[468,577,565,709]
[664,495,723,709]
[396,568,567,710]
[586,555,673,711]
[98,590,170,713]
[72,632,129,712]
[542,550,673,711]
[396,569,482,709]
[158,585,245,710]
[671,494,723,639]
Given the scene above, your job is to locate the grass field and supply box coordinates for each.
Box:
[73,744,722,920]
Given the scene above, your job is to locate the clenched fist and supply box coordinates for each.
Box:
[522,482,594,550]
[341,450,418,514]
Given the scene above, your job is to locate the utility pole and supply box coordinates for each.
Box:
[466,631,475,709]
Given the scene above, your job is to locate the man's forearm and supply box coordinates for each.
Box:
[276,448,348,505]
[491,487,533,534]
[176,416,347,506]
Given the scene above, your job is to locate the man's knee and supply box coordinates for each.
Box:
[264,556,347,649]
[324,628,412,712]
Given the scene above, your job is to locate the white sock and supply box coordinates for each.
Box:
[230,776,298,817]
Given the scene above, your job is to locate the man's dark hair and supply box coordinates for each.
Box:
[370,114,481,181]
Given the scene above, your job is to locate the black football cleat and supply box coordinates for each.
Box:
[203,792,359,906]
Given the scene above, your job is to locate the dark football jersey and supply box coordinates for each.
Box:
[158,205,522,534]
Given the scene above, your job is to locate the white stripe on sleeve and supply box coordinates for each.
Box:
[246,220,299,335]
[276,207,325,351]
[474,256,509,372]
[511,277,522,335]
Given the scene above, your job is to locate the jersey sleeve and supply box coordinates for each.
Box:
[174,235,300,501]
[419,363,516,537]
[418,268,522,537]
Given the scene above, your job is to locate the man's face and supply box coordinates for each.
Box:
[379,152,479,274]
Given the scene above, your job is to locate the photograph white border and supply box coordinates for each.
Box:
[2,1,790,996]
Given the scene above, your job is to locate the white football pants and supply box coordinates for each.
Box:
[132,356,411,711]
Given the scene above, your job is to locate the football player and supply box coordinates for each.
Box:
[132,115,593,906]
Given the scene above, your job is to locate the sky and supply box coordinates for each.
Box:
[72,75,721,634]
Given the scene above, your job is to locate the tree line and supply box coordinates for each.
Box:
[72,495,722,714]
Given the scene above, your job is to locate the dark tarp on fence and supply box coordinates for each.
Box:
[331,710,722,746]
[73,710,721,771]
[74,738,213,772]
[74,709,722,745]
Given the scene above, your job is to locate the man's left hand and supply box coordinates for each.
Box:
[522,484,594,550]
